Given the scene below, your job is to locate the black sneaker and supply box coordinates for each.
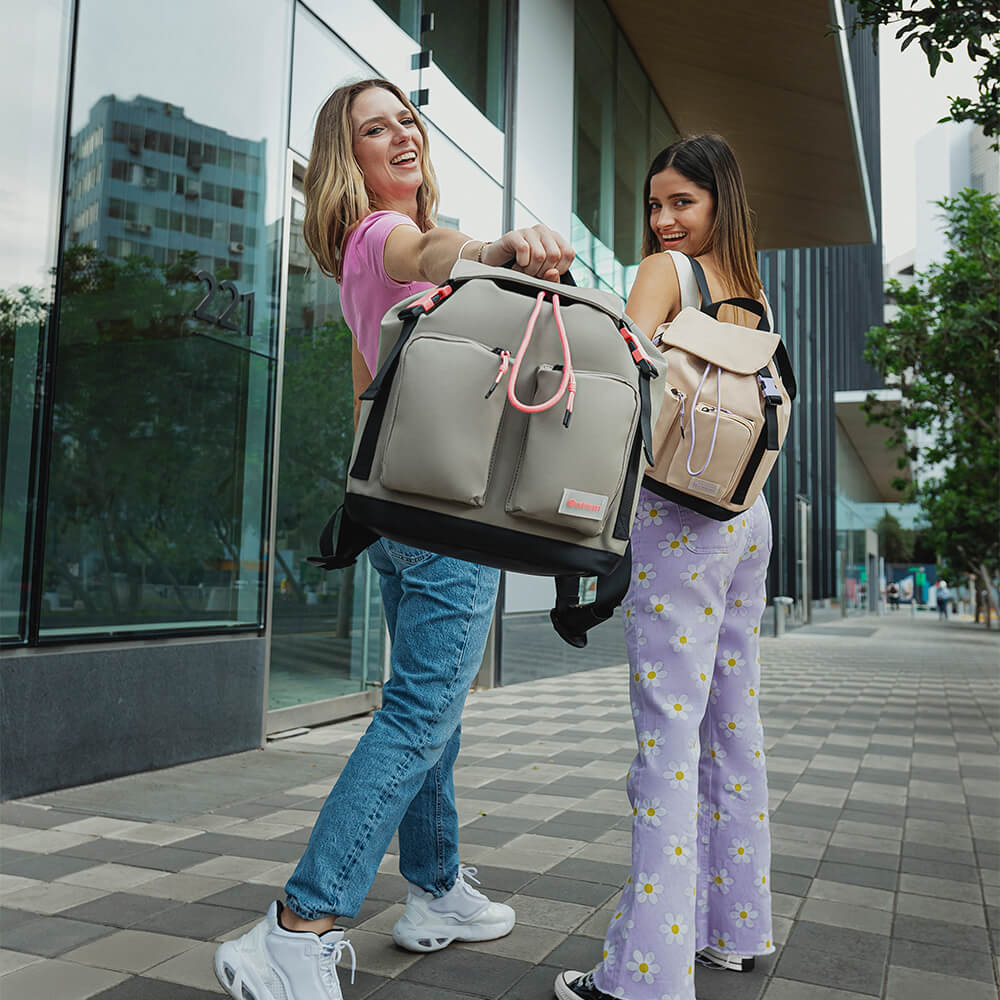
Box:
[554,970,619,1000]
[695,945,756,971]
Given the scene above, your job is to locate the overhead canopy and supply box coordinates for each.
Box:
[607,0,877,250]
[835,390,913,501]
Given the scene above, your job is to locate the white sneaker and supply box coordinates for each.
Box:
[695,944,755,972]
[392,865,516,952]
[214,901,356,1000]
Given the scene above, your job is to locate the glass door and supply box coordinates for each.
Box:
[265,154,384,731]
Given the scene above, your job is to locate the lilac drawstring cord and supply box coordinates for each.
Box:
[686,362,722,477]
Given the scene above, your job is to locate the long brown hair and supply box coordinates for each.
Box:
[303,78,439,281]
[641,134,761,299]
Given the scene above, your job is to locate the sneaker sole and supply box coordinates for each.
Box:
[696,947,755,972]
[392,912,516,952]
[553,970,588,999]
[214,942,279,1000]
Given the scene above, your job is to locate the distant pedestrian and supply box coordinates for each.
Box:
[937,579,951,620]
[214,77,574,1000]
[557,135,775,1000]
[888,581,900,611]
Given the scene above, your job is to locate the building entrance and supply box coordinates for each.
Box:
[264,154,384,732]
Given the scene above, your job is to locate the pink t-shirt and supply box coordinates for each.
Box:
[341,210,433,377]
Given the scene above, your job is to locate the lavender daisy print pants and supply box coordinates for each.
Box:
[593,489,775,1000]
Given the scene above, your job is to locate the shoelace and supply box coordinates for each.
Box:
[456,864,488,901]
[318,936,356,991]
[458,864,481,886]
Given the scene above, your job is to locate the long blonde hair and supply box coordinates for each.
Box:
[303,78,439,281]
[641,134,761,300]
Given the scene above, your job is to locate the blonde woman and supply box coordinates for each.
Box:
[215,78,573,1000]
[557,135,775,1000]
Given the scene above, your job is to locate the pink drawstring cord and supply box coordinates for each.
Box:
[504,292,576,425]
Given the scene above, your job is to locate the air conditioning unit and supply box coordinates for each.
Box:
[184,188,200,200]
[228,241,245,254]
[124,221,152,235]
[128,140,140,156]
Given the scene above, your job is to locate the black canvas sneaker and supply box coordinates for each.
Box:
[554,969,619,999]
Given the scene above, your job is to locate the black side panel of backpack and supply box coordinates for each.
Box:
[549,543,633,648]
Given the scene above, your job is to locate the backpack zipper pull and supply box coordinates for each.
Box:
[563,372,577,428]
[485,349,511,399]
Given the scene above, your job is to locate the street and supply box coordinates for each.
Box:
[1,612,997,1000]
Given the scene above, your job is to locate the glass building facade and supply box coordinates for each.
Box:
[2,0,881,797]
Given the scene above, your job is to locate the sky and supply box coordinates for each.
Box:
[878,23,982,262]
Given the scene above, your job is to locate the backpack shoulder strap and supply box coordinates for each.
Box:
[665,250,702,310]
[762,292,774,330]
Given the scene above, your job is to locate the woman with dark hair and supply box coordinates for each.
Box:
[214,77,574,1000]
[556,135,775,1000]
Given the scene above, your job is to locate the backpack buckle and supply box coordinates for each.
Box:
[400,283,453,318]
[758,374,782,404]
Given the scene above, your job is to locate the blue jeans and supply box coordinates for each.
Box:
[284,539,500,920]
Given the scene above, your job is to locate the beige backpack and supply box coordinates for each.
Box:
[644,252,796,519]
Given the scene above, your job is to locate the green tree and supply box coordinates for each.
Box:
[849,0,999,144]
[864,189,1000,622]
[39,245,265,622]
[876,509,915,563]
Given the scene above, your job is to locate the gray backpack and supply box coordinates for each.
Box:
[337,260,668,577]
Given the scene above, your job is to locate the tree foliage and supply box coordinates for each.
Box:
[864,189,1000,616]
[849,0,1000,144]
[9,246,272,623]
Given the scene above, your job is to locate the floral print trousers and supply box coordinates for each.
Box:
[593,489,775,1000]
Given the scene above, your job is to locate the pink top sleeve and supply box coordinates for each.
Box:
[340,211,434,377]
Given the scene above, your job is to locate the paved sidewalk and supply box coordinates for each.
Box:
[1,613,998,1000]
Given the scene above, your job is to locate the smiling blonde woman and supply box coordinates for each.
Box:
[214,78,574,1000]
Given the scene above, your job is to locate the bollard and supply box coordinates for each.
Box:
[772,596,793,637]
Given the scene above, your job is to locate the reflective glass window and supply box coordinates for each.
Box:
[0,0,74,642]
[370,0,421,38]
[269,174,386,711]
[614,36,648,267]
[289,6,373,158]
[423,0,507,128]
[39,0,292,637]
[574,0,614,245]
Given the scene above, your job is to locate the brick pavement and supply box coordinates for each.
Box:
[1,612,997,1000]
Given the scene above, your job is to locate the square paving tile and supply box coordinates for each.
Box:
[399,947,533,999]
[890,937,996,983]
[0,915,117,957]
[884,966,999,1000]
[62,929,201,974]
[130,901,261,939]
[775,945,885,995]
[891,913,991,953]
[0,957,127,999]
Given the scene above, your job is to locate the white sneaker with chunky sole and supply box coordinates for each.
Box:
[392,865,516,952]
[695,944,756,971]
[214,901,356,1000]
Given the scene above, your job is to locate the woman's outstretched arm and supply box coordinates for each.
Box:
[383,223,575,286]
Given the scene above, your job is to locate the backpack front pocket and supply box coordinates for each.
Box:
[506,366,639,537]
[667,404,755,502]
[380,334,507,506]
